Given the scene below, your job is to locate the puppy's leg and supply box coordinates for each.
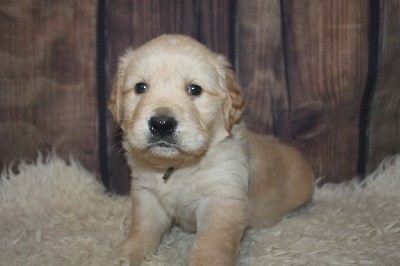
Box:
[116,189,170,263]
[189,198,248,266]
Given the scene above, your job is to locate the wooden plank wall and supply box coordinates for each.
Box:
[282,0,370,182]
[1,0,400,195]
[367,0,400,172]
[0,1,99,173]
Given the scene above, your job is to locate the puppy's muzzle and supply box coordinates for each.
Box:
[148,115,177,145]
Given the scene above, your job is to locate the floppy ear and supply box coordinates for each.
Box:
[108,49,134,125]
[108,77,122,124]
[223,65,245,133]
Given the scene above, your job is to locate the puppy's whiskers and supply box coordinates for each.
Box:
[110,141,124,154]
[108,129,125,154]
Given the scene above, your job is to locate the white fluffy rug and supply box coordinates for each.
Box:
[1,155,400,265]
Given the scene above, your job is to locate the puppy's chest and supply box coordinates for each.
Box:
[154,172,201,230]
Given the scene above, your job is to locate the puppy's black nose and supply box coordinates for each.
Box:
[149,115,177,137]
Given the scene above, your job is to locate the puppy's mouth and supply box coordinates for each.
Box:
[149,140,178,149]
[146,139,182,159]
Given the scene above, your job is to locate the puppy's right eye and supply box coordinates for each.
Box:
[134,83,148,94]
[187,84,202,96]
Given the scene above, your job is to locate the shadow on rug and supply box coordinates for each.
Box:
[1,154,399,265]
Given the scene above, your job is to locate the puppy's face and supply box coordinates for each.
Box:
[109,35,244,167]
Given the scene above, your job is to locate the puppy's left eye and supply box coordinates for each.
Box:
[187,84,202,96]
[134,82,148,94]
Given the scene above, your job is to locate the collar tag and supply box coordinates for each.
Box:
[162,167,175,181]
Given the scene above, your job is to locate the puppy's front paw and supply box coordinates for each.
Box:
[115,237,148,264]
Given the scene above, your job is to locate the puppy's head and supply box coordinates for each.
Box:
[109,35,244,167]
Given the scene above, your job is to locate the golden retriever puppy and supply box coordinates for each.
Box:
[109,34,314,265]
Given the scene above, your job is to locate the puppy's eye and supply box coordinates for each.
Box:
[187,84,202,96]
[134,83,148,94]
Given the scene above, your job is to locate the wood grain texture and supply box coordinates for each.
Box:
[0,1,99,172]
[367,0,400,172]
[377,0,400,68]
[106,0,233,194]
[236,0,290,136]
[282,0,369,182]
[196,0,233,59]
[107,0,232,76]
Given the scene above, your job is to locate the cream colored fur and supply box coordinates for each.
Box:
[108,34,314,265]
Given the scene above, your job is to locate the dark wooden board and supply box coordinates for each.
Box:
[236,0,290,137]
[367,0,400,172]
[282,0,370,182]
[106,0,233,194]
[196,0,233,59]
[0,1,99,173]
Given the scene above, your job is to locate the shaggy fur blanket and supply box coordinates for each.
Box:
[1,155,400,265]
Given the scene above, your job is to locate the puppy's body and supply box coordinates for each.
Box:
[109,35,314,265]
[247,132,314,228]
